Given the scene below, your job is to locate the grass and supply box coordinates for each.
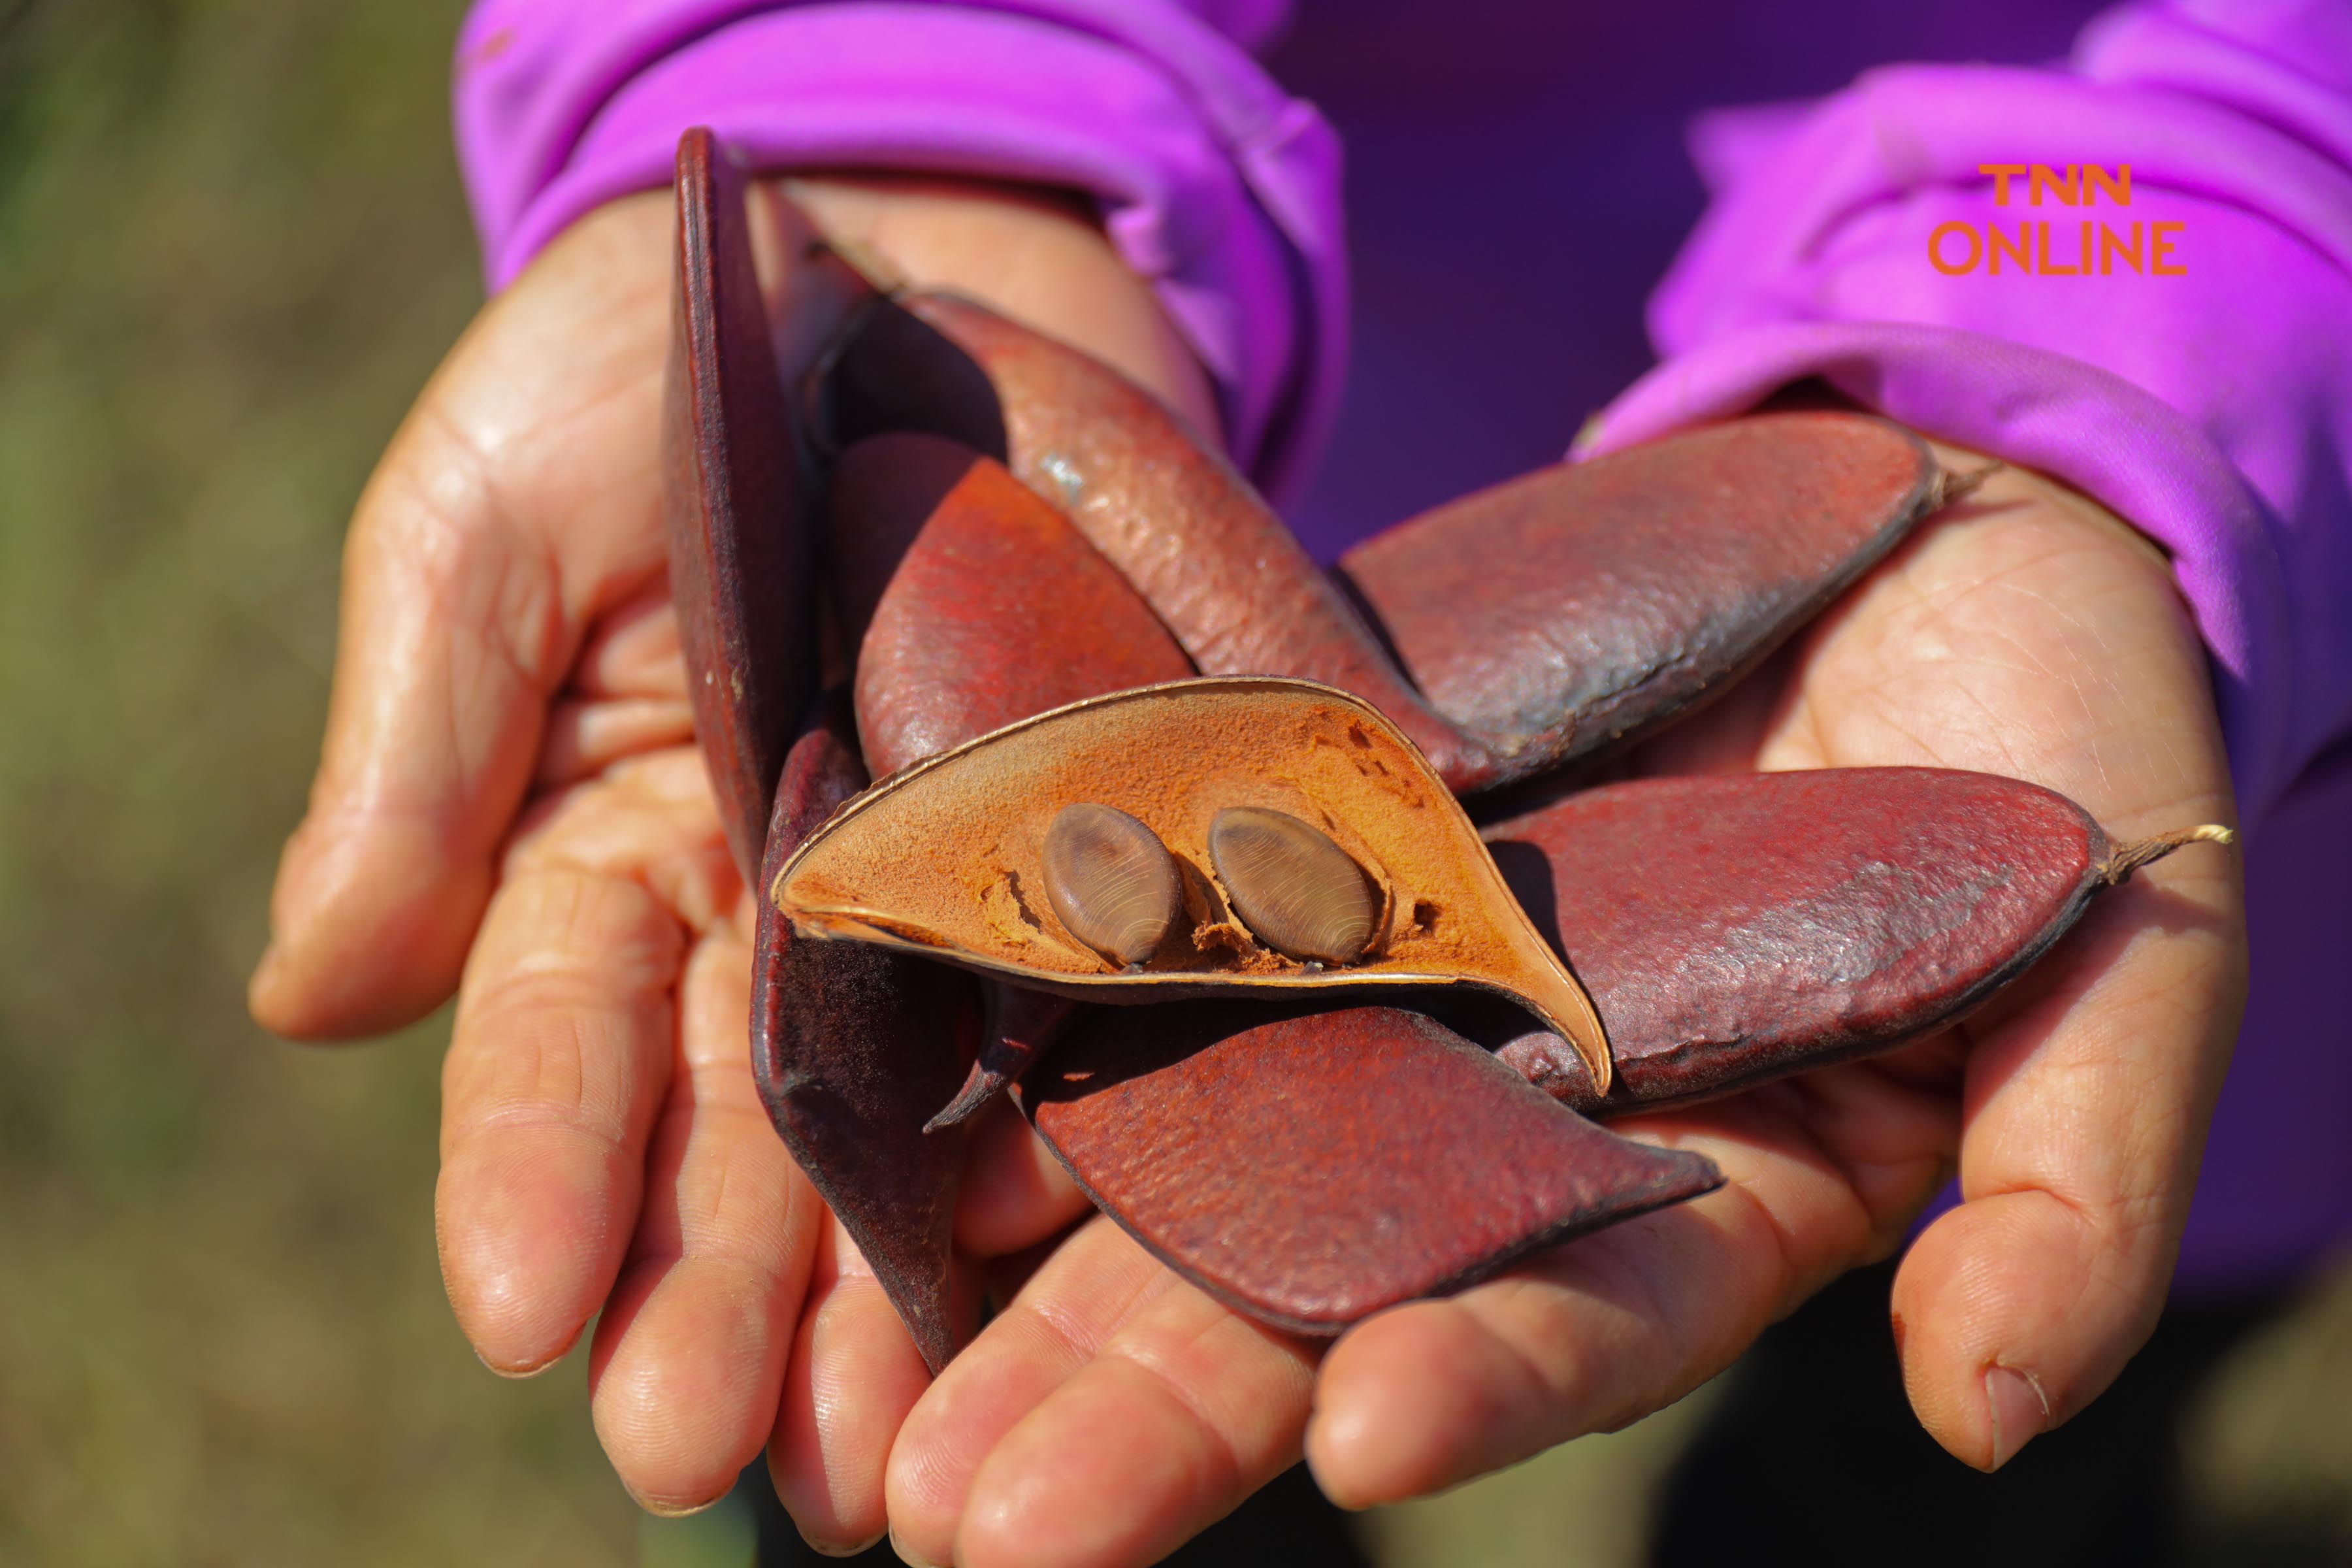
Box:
[0,1,632,1560]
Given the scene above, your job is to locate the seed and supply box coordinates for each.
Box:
[1042,804,1184,968]
[1209,807,1377,965]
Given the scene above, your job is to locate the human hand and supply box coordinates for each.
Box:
[247,172,1217,1522]
[862,442,2247,1566]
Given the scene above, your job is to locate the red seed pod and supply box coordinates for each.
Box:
[660,129,819,879]
[1338,414,1952,773]
[1478,768,2230,1113]
[751,696,981,1373]
[828,431,1194,779]
[1015,1001,1722,1333]
[825,292,1499,789]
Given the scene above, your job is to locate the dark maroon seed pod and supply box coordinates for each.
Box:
[751,696,979,1373]
[661,129,818,879]
[828,431,1194,780]
[1478,768,2224,1114]
[1338,414,1949,775]
[1016,1001,1723,1334]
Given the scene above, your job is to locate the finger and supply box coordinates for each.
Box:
[1765,461,2246,1469]
[953,1096,1091,1259]
[587,923,826,1514]
[1894,832,2242,1469]
[436,748,735,1375]
[1306,1068,1956,1508]
[252,193,676,1039]
[538,588,693,789]
[768,1217,936,1554]
[436,860,681,1375]
[886,1217,1318,1568]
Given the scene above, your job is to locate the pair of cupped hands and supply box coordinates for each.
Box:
[251,173,2244,1567]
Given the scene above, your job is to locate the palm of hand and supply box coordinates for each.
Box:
[254,186,2241,1567]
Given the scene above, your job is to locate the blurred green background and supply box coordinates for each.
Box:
[1,2,2347,1564]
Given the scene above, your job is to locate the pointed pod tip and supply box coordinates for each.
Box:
[924,1062,1006,1133]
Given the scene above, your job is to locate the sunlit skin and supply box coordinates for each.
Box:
[252,177,2243,1565]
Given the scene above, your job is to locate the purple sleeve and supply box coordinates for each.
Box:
[1581,0,2352,826]
[452,0,1342,500]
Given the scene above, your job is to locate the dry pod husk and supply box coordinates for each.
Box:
[1015,1002,1720,1332]
[772,677,1612,1089]
[1476,769,2233,1112]
[823,291,1495,787]
[750,696,979,1373]
[661,129,819,877]
[828,432,1194,779]
[1339,412,1956,770]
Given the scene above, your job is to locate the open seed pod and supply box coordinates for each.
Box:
[772,676,1612,1089]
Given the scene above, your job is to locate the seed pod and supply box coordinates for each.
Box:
[773,678,1612,1090]
[821,292,1499,789]
[750,694,979,1373]
[1015,1002,1722,1333]
[1209,807,1377,966]
[1476,768,2232,1113]
[661,129,819,878]
[1044,804,1185,968]
[1337,414,1955,773]
[828,431,1194,778]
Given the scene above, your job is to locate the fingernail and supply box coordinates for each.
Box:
[249,941,289,1007]
[634,1490,725,1519]
[889,1525,945,1567]
[1984,1365,2049,1471]
[796,1522,885,1558]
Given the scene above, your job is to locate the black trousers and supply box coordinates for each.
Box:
[746,1258,2279,1567]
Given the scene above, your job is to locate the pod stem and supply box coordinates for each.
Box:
[2099,823,2235,886]
[1936,459,2006,508]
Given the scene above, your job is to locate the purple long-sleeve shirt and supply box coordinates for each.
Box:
[453,0,2352,1292]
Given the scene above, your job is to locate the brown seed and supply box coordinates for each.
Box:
[1209,806,1377,966]
[1043,804,1184,968]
